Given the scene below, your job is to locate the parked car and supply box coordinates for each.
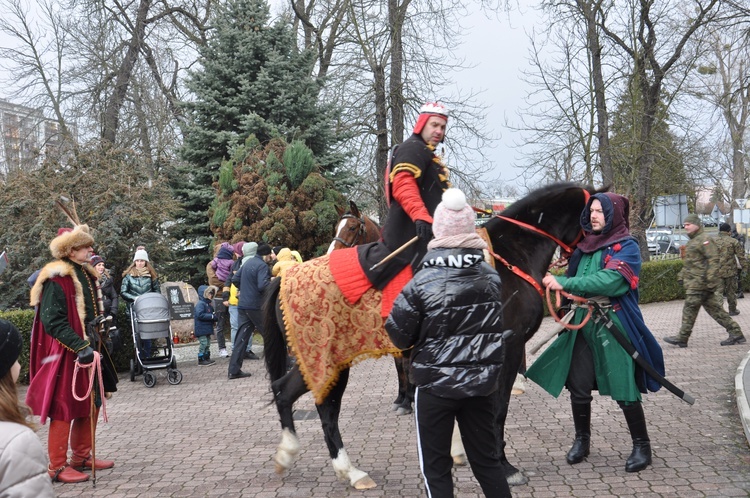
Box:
[646,236,660,255]
[701,216,718,227]
[654,233,689,254]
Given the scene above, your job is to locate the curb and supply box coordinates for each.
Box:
[734,349,750,448]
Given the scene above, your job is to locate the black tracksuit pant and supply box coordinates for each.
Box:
[414,387,511,498]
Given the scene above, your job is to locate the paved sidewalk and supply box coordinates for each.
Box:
[20,298,750,497]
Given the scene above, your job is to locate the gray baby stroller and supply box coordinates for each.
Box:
[129,292,183,387]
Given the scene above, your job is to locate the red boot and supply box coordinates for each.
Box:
[70,412,115,470]
[48,420,90,483]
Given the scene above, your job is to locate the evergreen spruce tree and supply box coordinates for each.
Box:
[173,0,342,284]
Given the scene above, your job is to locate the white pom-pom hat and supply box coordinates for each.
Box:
[432,188,476,238]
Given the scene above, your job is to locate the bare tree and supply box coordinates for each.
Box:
[594,0,721,254]
[691,17,750,214]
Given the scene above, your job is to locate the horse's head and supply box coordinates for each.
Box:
[485,182,603,288]
[483,182,603,344]
[327,201,381,253]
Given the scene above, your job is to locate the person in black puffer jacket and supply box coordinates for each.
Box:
[385,188,511,498]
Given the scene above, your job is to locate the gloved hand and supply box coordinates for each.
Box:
[77,346,95,364]
[415,220,433,241]
[87,315,108,335]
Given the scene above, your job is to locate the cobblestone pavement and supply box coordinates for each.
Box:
[21,299,750,497]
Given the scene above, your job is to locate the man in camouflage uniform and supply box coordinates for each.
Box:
[664,214,745,347]
[715,223,745,316]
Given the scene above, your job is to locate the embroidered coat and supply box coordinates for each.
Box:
[26,259,95,423]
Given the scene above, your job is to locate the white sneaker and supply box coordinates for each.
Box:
[219,348,229,358]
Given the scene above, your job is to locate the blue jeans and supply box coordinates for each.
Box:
[228,305,250,352]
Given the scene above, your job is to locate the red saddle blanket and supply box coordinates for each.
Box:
[328,246,412,318]
[279,255,405,403]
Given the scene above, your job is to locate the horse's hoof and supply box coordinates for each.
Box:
[353,475,377,490]
[395,406,413,416]
[274,462,286,474]
[505,470,529,486]
[511,387,525,395]
[391,403,400,411]
[452,454,467,466]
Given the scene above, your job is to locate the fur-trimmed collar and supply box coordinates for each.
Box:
[30,260,99,333]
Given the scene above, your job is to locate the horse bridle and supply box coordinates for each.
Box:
[332,214,367,248]
[483,189,590,297]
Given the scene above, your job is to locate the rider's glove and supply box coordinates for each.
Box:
[415,220,433,241]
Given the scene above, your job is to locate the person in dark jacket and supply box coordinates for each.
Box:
[90,254,118,325]
[121,249,160,356]
[358,103,451,288]
[228,242,272,379]
[385,188,511,498]
[194,285,218,366]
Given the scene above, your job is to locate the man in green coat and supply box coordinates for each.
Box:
[714,222,745,316]
[526,193,664,473]
[664,214,745,347]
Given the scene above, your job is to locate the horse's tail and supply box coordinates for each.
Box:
[261,277,288,382]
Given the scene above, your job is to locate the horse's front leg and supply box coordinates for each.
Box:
[271,365,308,473]
[317,368,376,490]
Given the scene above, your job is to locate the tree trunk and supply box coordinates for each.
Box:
[102,0,152,144]
[374,64,390,220]
[578,0,613,187]
[388,0,408,147]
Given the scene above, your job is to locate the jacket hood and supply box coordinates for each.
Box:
[217,246,234,260]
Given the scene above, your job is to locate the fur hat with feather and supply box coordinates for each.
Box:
[49,196,95,259]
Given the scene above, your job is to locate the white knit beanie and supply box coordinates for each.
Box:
[432,189,476,239]
[133,249,149,262]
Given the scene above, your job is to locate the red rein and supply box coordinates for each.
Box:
[72,352,108,422]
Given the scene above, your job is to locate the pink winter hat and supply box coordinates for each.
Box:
[232,241,246,257]
[432,189,476,239]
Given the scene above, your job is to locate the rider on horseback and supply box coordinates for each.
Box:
[359,102,451,289]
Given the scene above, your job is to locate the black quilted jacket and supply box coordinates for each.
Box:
[385,247,506,399]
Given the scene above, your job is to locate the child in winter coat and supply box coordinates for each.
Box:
[385,189,511,498]
[194,285,219,366]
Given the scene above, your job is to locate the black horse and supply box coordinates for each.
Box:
[261,182,597,489]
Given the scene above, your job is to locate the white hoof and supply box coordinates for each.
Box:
[332,449,375,488]
[274,428,299,473]
[395,406,412,416]
[353,475,377,489]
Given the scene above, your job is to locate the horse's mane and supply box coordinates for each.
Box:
[501,182,592,219]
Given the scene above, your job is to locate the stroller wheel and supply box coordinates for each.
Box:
[143,371,157,388]
[167,369,183,385]
[129,359,136,382]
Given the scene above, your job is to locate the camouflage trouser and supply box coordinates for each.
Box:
[679,290,742,340]
[718,276,738,313]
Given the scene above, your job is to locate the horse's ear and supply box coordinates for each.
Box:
[335,204,345,217]
[350,200,360,218]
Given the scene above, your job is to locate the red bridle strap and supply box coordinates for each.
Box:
[496,215,579,256]
[486,247,545,296]
[545,287,593,331]
[476,188,590,296]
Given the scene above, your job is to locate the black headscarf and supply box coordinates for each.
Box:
[576,192,634,254]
